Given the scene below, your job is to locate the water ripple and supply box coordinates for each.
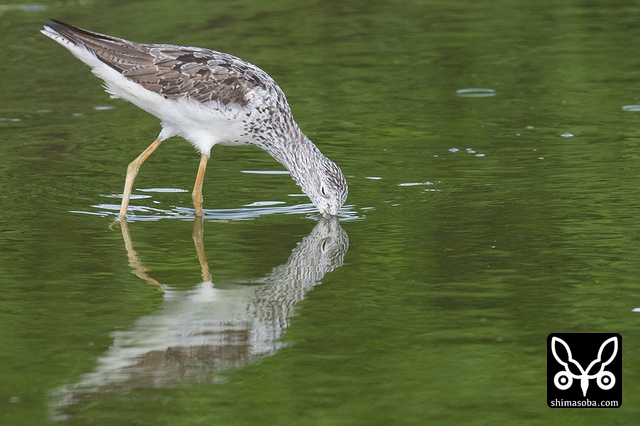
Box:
[71,202,362,222]
[455,88,496,98]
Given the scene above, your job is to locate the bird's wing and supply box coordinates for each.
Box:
[42,19,268,107]
[125,46,269,106]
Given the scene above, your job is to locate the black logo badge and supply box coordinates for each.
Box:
[547,333,621,408]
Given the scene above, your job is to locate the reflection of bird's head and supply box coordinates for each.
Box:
[294,216,349,272]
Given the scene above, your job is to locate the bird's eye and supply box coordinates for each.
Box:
[320,186,328,198]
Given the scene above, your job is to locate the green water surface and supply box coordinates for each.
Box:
[1,0,640,424]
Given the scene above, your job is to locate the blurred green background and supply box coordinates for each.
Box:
[1,0,640,424]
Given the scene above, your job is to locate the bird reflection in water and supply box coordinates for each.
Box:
[50,217,348,419]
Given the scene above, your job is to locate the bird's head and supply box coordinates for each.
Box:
[300,157,348,216]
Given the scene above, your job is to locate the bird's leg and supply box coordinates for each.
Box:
[192,154,209,217]
[119,138,163,221]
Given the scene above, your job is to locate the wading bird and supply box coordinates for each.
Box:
[41,20,347,219]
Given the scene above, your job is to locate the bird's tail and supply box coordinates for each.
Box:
[41,19,150,73]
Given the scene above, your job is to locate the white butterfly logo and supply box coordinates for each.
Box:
[551,336,618,397]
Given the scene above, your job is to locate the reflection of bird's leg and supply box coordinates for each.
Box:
[192,216,211,282]
[119,219,163,289]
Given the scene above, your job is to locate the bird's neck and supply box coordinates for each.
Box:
[267,130,324,188]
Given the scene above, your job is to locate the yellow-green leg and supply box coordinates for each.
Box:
[119,138,163,221]
[192,154,209,217]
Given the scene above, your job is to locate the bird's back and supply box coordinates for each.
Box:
[41,19,283,109]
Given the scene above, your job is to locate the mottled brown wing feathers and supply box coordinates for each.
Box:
[44,19,264,106]
[129,48,260,105]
